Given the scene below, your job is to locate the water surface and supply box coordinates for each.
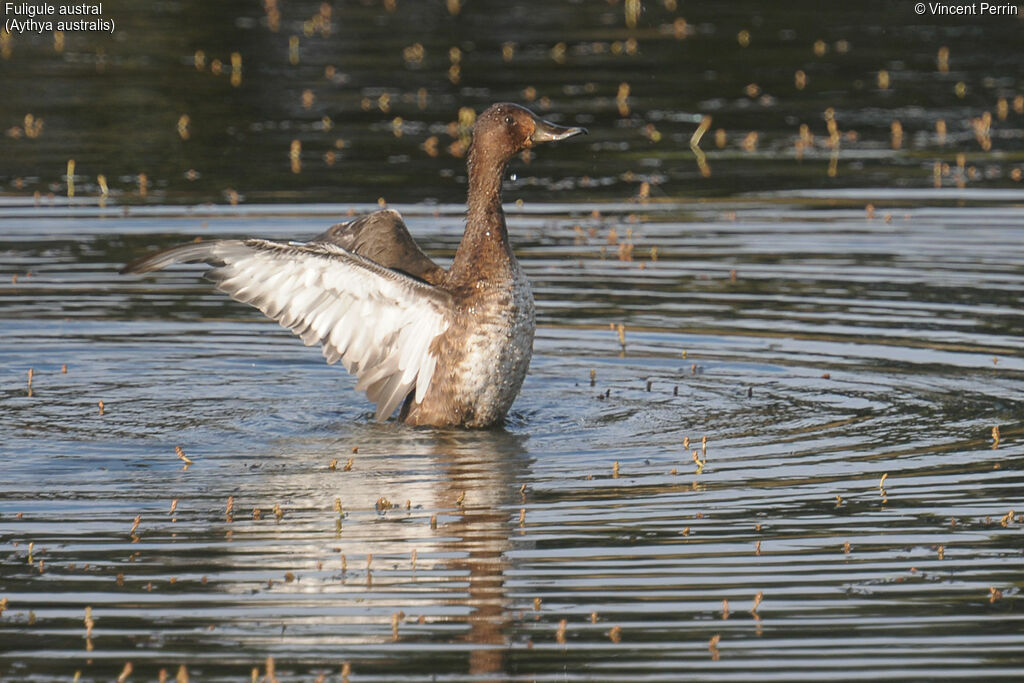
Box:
[2,194,1023,681]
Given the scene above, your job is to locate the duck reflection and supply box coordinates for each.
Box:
[430,429,528,678]
[225,423,530,679]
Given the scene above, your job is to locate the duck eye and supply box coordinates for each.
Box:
[504,115,514,125]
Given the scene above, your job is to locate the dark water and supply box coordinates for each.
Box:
[2,1,1024,681]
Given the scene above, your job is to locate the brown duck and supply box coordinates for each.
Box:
[122,103,586,427]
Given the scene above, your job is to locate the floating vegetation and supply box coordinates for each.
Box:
[289,139,301,173]
[175,446,193,468]
[65,159,75,197]
[230,52,242,87]
[690,114,712,177]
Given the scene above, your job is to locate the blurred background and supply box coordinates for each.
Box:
[3,0,1023,206]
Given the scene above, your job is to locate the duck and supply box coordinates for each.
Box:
[122,103,587,427]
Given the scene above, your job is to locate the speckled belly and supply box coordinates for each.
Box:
[406,267,535,427]
[454,278,535,426]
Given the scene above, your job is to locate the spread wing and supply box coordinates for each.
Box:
[122,238,453,420]
[311,209,446,286]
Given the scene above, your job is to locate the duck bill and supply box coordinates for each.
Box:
[530,117,588,144]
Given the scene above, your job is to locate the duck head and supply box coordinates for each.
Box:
[471,103,587,162]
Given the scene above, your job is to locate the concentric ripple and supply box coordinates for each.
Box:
[1,194,1022,681]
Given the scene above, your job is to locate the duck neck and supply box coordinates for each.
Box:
[449,144,513,284]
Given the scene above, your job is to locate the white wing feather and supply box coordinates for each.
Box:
[141,239,452,420]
